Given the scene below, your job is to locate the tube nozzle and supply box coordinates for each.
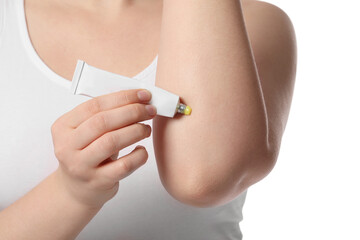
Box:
[177,103,192,115]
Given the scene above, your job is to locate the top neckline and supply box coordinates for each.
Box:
[16,0,158,89]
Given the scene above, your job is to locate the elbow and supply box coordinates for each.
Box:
[165,174,255,208]
[160,169,236,208]
[159,174,220,208]
[163,181,231,208]
[159,144,278,208]
[159,166,249,208]
[179,152,277,208]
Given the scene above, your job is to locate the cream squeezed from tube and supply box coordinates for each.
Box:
[70,60,181,118]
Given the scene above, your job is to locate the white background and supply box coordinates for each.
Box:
[241,0,360,239]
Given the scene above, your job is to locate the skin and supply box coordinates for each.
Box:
[0,0,297,238]
[24,0,163,81]
[154,0,296,206]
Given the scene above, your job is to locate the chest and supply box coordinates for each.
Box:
[25,2,161,81]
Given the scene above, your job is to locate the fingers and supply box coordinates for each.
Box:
[95,145,148,182]
[72,103,156,150]
[80,123,152,167]
[60,89,152,129]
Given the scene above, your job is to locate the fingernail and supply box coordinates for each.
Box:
[145,124,152,136]
[145,105,157,116]
[135,145,144,150]
[137,90,151,101]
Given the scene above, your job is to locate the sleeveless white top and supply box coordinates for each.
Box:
[0,0,247,239]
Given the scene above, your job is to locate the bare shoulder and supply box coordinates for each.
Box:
[242,0,296,32]
[242,0,297,156]
[241,0,297,61]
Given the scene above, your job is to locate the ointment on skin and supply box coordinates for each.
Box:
[71,60,192,118]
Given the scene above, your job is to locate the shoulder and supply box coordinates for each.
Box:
[242,0,294,23]
[241,0,297,62]
[241,0,297,90]
[242,0,296,44]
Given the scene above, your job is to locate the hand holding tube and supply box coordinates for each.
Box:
[71,60,191,118]
[51,89,156,209]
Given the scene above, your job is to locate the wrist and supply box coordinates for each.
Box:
[52,169,104,213]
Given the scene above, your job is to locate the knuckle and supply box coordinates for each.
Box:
[123,89,139,104]
[51,120,75,146]
[109,90,134,108]
[54,141,75,161]
[100,133,118,153]
[119,158,131,173]
[54,145,67,161]
[112,92,126,106]
[87,98,102,114]
[51,120,62,136]
[56,151,90,181]
[67,163,87,179]
[92,113,108,132]
[130,104,144,119]
[123,91,132,104]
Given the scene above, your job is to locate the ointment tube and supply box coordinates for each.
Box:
[70,60,191,118]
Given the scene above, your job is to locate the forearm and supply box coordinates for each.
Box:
[0,169,101,240]
[153,0,270,206]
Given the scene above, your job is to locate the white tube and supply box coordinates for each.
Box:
[70,60,181,118]
[70,60,190,160]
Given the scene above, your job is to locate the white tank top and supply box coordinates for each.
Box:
[0,0,247,239]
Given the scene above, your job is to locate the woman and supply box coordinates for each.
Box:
[0,0,297,239]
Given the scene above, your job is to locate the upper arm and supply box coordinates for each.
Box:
[243,0,297,160]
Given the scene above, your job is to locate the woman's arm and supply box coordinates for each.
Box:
[0,170,101,240]
[153,0,297,207]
